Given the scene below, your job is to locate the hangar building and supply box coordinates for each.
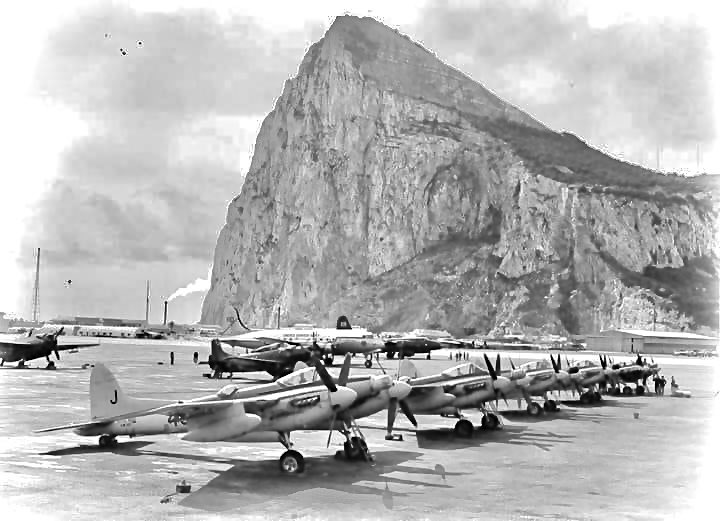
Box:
[586,329,718,355]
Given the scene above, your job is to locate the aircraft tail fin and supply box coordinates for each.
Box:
[398,359,419,379]
[336,315,352,330]
[211,339,231,361]
[90,363,165,420]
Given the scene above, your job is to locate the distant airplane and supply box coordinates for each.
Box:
[382,336,445,360]
[204,338,325,379]
[608,354,660,395]
[0,327,99,369]
[35,360,357,474]
[391,354,513,438]
[564,355,620,403]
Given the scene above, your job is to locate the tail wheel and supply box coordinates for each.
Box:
[364,359,372,369]
[279,450,305,474]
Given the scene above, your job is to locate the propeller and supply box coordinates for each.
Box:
[482,353,508,407]
[308,356,338,393]
[325,354,352,448]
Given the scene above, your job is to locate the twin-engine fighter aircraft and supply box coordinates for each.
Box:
[608,354,660,395]
[35,359,357,474]
[564,355,620,403]
[491,354,571,415]
[0,326,99,369]
[390,354,514,438]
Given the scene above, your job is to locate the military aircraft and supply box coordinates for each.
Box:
[383,335,445,360]
[490,353,571,415]
[391,353,514,438]
[607,354,660,395]
[35,359,357,474]
[326,336,386,368]
[564,355,620,403]
[0,326,99,369]
[281,354,414,460]
[204,338,324,379]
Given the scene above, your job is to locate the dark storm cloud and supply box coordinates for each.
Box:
[24,3,321,269]
[412,0,714,148]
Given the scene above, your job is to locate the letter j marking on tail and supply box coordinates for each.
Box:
[110,390,118,404]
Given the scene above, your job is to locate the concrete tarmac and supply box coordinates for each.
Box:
[0,339,717,520]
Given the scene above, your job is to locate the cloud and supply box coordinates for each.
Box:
[21,3,320,270]
[411,0,714,153]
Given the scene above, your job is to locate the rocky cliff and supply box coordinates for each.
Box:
[201,16,719,336]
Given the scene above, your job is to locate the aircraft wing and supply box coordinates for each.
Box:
[87,386,328,424]
[410,375,491,388]
[56,341,101,350]
[34,419,112,433]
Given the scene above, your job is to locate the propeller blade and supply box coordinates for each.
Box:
[387,397,398,435]
[338,354,351,387]
[550,354,559,373]
[326,411,336,448]
[309,357,337,393]
[399,400,417,427]
[509,358,516,371]
[483,354,497,380]
[495,353,501,374]
[54,350,60,361]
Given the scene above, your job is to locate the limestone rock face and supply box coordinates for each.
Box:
[201,16,719,336]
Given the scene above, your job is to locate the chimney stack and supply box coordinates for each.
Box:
[163,300,168,325]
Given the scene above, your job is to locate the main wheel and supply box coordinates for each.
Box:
[527,402,543,416]
[324,356,334,366]
[622,386,633,395]
[487,413,501,429]
[279,450,305,474]
[426,353,431,360]
[454,419,474,438]
[364,359,372,369]
[635,386,645,396]
[98,435,114,447]
[386,352,395,359]
[545,400,558,412]
[593,391,602,402]
[580,392,591,405]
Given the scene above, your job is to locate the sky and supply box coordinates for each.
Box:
[0,0,717,325]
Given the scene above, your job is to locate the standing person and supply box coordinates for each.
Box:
[193,351,199,364]
[170,351,175,365]
[653,374,660,396]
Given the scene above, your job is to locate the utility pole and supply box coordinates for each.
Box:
[145,280,150,323]
[31,248,40,323]
[276,306,280,329]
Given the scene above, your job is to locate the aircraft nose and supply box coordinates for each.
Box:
[496,376,513,392]
[332,386,357,410]
[389,380,412,400]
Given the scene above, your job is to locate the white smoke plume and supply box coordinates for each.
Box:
[167,266,212,302]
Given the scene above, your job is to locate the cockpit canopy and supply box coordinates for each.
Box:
[441,363,489,378]
[276,367,318,387]
[520,360,552,372]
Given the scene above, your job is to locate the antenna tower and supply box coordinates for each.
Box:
[31,248,40,322]
[145,280,150,323]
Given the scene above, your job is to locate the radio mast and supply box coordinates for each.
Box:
[31,248,40,323]
[145,280,151,323]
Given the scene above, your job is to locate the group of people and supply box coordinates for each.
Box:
[451,351,470,361]
[652,373,668,395]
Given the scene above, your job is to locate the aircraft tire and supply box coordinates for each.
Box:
[544,400,558,412]
[635,386,645,396]
[622,386,633,395]
[98,435,116,448]
[364,360,372,369]
[593,392,602,402]
[483,413,501,429]
[580,393,590,405]
[454,419,474,437]
[324,357,333,366]
[527,402,543,416]
[279,450,305,474]
[386,352,395,359]
[426,353,431,360]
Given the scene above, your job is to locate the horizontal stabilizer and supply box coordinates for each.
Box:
[34,419,112,434]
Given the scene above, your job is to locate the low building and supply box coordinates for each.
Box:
[586,329,719,355]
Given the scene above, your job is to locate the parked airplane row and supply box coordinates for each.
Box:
[34,346,660,474]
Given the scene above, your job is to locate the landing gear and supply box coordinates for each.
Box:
[526,402,543,416]
[481,413,502,430]
[279,450,305,474]
[98,435,117,448]
[277,432,306,474]
[635,386,645,396]
[426,353,431,360]
[45,361,56,370]
[364,358,373,369]
[593,391,602,402]
[17,360,27,369]
[324,355,334,366]
[543,399,558,412]
[454,418,474,437]
[336,420,373,462]
[622,386,633,395]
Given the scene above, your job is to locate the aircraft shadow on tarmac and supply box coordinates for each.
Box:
[43,441,157,457]
[178,449,462,512]
[0,367,90,372]
[413,425,575,452]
